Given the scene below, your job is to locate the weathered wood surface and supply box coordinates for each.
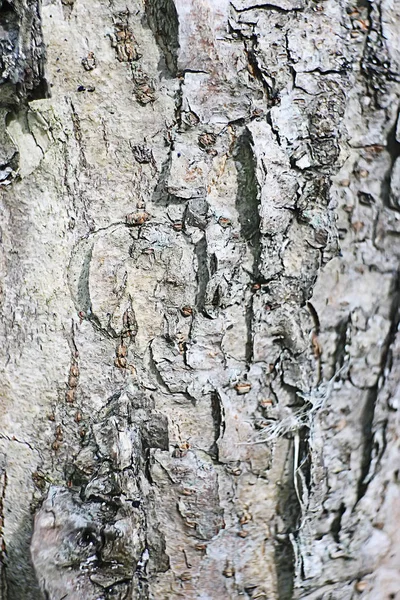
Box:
[1,1,400,598]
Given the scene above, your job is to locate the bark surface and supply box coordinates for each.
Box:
[1,0,400,599]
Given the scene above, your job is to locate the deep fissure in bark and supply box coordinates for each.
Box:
[357,270,400,502]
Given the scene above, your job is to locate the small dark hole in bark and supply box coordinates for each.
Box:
[27,77,50,101]
[78,527,97,547]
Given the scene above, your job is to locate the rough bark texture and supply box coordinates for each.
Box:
[1,0,400,599]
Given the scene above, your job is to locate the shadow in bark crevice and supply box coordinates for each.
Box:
[194,235,210,313]
[234,128,261,365]
[4,516,43,600]
[144,0,179,77]
[0,0,49,108]
[234,129,261,279]
[209,391,224,460]
[274,436,302,600]
[382,113,400,211]
[150,155,174,206]
[356,270,400,503]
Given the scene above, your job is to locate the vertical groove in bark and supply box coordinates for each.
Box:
[145,0,179,76]
[356,270,400,503]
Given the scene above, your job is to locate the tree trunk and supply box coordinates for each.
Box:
[1,0,400,598]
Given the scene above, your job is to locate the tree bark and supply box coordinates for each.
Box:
[1,0,400,598]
